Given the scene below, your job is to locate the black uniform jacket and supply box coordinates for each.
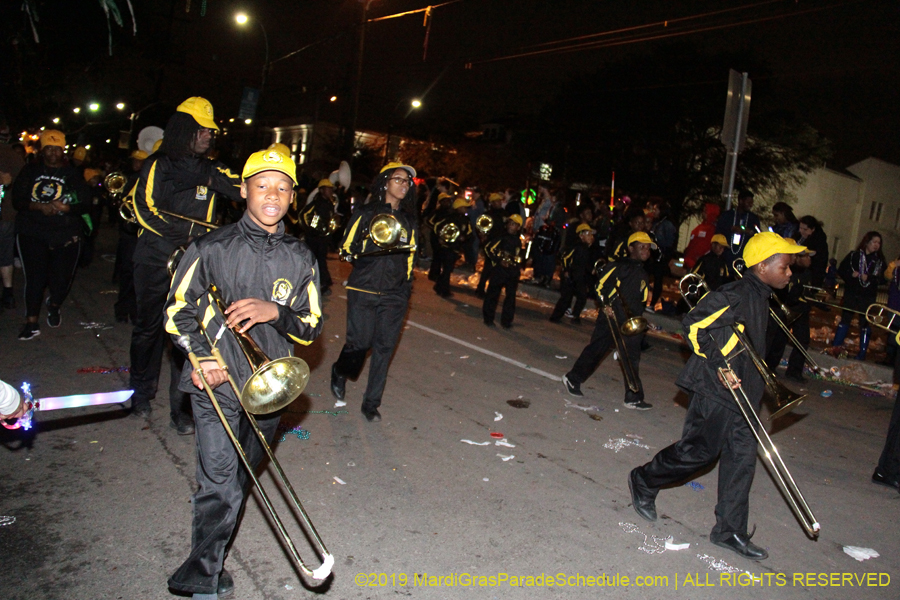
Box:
[432,211,472,251]
[676,270,770,413]
[560,243,592,281]
[133,153,241,266]
[692,251,730,290]
[595,257,648,322]
[484,232,523,272]
[13,162,89,244]
[165,212,323,393]
[340,201,417,295]
[838,249,886,307]
[300,194,335,237]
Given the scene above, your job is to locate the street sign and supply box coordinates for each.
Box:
[238,87,260,121]
[720,70,752,210]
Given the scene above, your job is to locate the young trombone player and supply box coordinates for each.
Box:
[165,149,323,597]
[629,232,805,561]
[562,232,654,410]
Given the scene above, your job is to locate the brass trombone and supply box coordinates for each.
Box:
[680,273,805,420]
[679,273,820,538]
[341,213,416,261]
[119,195,218,231]
[175,285,334,581]
[595,282,647,393]
[865,303,899,339]
[732,260,821,375]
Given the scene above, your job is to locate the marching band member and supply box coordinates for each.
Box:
[128,97,241,434]
[165,149,321,598]
[431,197,472,298]
[332,162,418,422]
[482,214,524,329]
[300,178,337,295]
[475,192,508,298]
[550,223,596,325]
[562,232,653,410]
[628,232,803,561]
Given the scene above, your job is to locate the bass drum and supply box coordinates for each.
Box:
[533,225,561,256]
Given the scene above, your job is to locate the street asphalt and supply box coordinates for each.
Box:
[1,225,897,599]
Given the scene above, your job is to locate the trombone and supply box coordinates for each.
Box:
[865,303,900,340]
[176,285,334,581]
[679,273,820,538]
[119,195,218,231]
[596,280,648,393]
[341,213,416,261]
[732,260,821,375]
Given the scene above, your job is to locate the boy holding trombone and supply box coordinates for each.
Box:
[165,149,323,598]
[629,232,804,561]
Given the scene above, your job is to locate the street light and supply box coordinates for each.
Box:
[115,102,125,110]
[330,95,338,102]
[73,107,81,114]
[411,99,422,109]
[88,102,100,112]
[52,117,59,124]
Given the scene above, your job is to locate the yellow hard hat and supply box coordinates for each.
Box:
[242,149,297,185]
[83,168,103,182]
[71,144,85,158]
[318,178,334,188]
[176,96,219,130]
[268,142,291,157]
[380,161,416,179]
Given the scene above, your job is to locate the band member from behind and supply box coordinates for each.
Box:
[550,223,596,324]
[12,129,89,340]
[431,197,472,298]
[475,192,507,298]
[300,178,336,295]
[628,232,803,561]
[692,233,730,291]
[482,214,524,329]
[562,232,653,410]
[332,162,418,422]
[129,97,242,434]
[426,192,453,282]
[766,241,813,382]
[165,148,322,598]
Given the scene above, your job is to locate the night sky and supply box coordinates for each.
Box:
[1,0,897,169]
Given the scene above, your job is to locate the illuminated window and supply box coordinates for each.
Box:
[539,163,552,181]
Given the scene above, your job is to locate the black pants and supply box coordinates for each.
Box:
[129,261,190,421]
[566,315,644,403]
[433,246,458,295]
[17,233,81,318]
[476,256,494,295]
[633,394,758,542]
[333,289,408,411]
[765,309,810,377]
[877,353,900,481]
[305,235,332,290]
[168,388,280,595]
[427,232,441,279]
[114,232,137,321]
[550,275,588,321]
[483,268,518,327]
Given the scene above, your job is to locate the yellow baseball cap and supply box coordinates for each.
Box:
[576,223,596,235]
[241,149,297,185]
[318,178,334,188]
[710,234,728,246]
[268,142,291,156]
[380,161,416,179]
[507,214,523,226]
[437,192,454,201]
[176,96,219,131]
[628,231,657,248]
[130,150,149,160]
[72,145,86,159]
[40,130,66,148]
[743,232,805,267]
[83,168,103,182]
[488,192,503,203]
[452,198,471,210]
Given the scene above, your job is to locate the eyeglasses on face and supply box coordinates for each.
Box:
[389,176,412,186]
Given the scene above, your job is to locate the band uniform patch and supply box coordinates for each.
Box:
[195,185,208,201]
[400,227,408,244]
[263,150,284,163]
[271,278,293,305]
[32,180,63,203]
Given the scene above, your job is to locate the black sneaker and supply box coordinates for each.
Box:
[362,406,382,422]
[18,322,40,340]
[47,307,61,328]
[625,400,653,410]
[1,289,14,309]
[562,374,583,397]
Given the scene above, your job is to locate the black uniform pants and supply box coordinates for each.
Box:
[305,235,333,290]
[433,246,458,296]
[168,388,280,595]
[766,309,810,377]
[427,232,441,279]
[877,354,900,481]
[550,274,588,320]
[633,393,758,542]
[566,316,644,403]
[334,289,408,410]
[483,268,518,327]
[17,233,81,318]
[129,261,189,420]
[114,231,137,321]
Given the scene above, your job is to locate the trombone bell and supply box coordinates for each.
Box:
[242,357,310,414]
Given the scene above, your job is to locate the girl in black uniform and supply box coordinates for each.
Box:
[332,162,418,422]
[832,231,887,360]
[482,214,524,328]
